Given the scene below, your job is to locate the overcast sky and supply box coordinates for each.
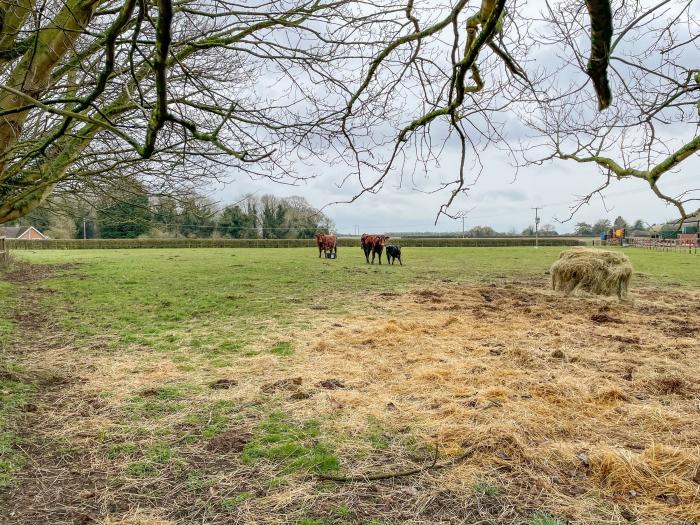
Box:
[213,151,698,234]
[212,0,699,235]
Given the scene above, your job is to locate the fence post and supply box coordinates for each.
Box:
[0,237,6,265]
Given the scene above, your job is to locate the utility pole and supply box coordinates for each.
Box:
[462,217,465,238]
[532,207,541,249]
[82,218,87,240]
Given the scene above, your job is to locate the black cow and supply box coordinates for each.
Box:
[385,245,402,265]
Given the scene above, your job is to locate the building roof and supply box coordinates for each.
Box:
[629,229,651,237]
[0,226,28,238]
[0,225,47,239]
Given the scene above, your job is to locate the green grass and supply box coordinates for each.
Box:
[241,411,339,474]
[473,481,500,497]
[366,415,390,450]
[2,246,698,518]
[107,442,138,459]
[269,341,294,357]
[528,511,567,525]
[184,400,236,440]
[9,247,698,356]
[0,276,34,488]
[0,278,14,341]
[221,491,254,510]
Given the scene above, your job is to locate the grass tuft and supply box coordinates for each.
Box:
[529,511,567,525]
[269,341,294,357]
[473,481,499,497]
[241,411,338,474]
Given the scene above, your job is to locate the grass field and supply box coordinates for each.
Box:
[1,247,699,525]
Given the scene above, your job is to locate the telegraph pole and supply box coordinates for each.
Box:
[462,217,465,238]
[532,207,541,249]
[83,218,87,240]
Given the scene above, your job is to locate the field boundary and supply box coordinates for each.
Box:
[7,237,585,250]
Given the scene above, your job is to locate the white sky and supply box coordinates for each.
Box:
[214,151,698,234]
[212,0,699,235]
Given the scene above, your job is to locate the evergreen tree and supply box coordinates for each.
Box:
[219,202,258,238]
[178,196,217,238]
[261,196,288,239]
[613,216,628,229]
[98,193,151,239]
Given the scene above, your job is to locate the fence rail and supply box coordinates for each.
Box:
[626,238,698,254]
[6,237,585,250]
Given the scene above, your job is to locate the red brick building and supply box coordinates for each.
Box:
[0,226,49,240]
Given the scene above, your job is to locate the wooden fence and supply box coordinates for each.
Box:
[0,237,7,264]
[5,237,585,250]
[627,238,698,254]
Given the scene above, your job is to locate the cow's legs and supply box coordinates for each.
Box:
[364,247,370,263]
[319,246,322,258]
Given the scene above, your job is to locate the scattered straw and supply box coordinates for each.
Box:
[5,273,700,524]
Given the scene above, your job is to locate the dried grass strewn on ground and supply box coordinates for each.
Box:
[277,279,700,524]
[2,250,699,525]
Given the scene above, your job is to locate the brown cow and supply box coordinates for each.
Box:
[315,234,337,258]
[360,234,389,264]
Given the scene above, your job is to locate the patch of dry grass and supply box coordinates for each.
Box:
[3,262,699,524]
[274,280,700,524]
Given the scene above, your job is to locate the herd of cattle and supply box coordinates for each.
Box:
[314,233,402,265]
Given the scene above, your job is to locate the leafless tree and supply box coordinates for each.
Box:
[527,0,699,222]
[0,0,636,224]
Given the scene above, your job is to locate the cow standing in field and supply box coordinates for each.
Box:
[360,234,389,264]
[315,234,337,258]
[385,245,402,265]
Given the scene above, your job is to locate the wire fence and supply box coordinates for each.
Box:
[6,237,585,250]
[626,238,699,254]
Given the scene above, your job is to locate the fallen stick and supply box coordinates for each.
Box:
[317,444,475,482]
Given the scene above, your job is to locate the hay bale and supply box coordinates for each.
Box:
[550,247,632,299]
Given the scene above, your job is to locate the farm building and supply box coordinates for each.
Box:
[650,223,680,240]
[628,229,651,238]
[648,215,699,245]
[0,225,48,240]
[682,213,699,234]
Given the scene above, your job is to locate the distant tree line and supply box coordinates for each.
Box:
[388,216,653,238]
[7,185,333,240]
[9,195,653,240]
[573,216,646,236]
[387,224,562,238]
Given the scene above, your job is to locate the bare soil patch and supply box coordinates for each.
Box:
[206,430,251,452]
